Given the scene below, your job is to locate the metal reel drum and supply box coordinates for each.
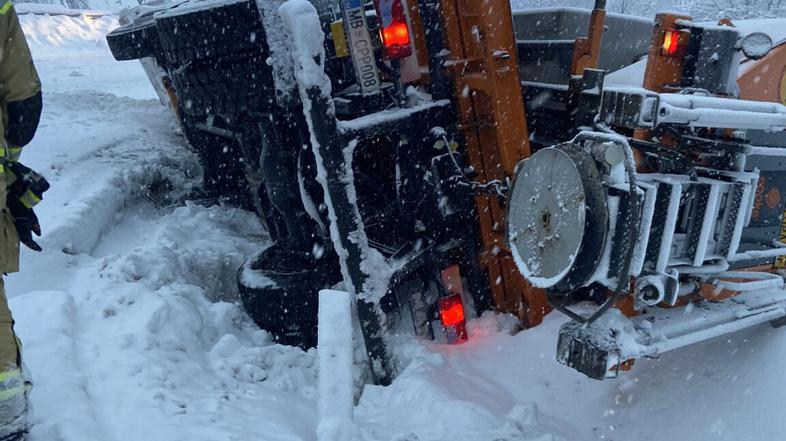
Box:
[507,145,608,292]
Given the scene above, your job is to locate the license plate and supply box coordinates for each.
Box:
[340,0,381,94]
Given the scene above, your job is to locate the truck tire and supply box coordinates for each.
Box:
[154,0,266,67]
[170,53,275,119]
[237,243,342,349]
[106,21,161,61]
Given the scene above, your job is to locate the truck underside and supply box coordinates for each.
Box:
[107,0,786,384]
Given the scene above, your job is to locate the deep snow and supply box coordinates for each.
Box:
[5,8,786,441]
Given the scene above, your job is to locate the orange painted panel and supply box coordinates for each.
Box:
[738,44,786,104]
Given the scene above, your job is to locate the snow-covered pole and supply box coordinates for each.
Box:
[317,289,355,441]
[279,0,394,386]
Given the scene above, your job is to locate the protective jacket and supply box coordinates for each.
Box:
[0,0,40,274]
[0,2,41,440]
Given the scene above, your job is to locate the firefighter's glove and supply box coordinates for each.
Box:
[6,162,49,252]
[7,199,41,251]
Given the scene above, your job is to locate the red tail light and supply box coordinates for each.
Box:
[661,29,687,57]
[373,0,412,60]
[438,293,468,344]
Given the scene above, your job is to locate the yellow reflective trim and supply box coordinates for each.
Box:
[8,146,21,163]
[0,164,6,174]
[0,384,24,401]
[19,190,40,209]
[25,190,40,203]
[0,1,12,15]
[0,368,20,383]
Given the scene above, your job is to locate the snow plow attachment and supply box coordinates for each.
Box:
[508,73,786,379]
[558,287,786,379]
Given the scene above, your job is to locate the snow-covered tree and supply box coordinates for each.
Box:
[687,0,786,20]
[510,0,786,19]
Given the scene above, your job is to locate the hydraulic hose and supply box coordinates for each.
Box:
[549,128,642,325]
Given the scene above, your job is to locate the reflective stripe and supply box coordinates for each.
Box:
[19,189,40,209]
[0,366,23,400]
[0,384,23,401]
[0,1,13,15]
[8,147,21,163]
[0,368,20,383]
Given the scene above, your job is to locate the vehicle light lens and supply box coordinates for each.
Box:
[439,293,468,344]
[374,0,413,60]
[661,29,685,57]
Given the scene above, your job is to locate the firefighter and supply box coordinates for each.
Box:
[0,0,42,440]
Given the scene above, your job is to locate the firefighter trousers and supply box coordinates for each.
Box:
[0,278,26,440]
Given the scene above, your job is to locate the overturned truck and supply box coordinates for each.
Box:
[108,0,786,383]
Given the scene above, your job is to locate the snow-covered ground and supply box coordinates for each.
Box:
[7,9,786,441]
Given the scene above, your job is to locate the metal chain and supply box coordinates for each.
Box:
[451,177,509,198]
[438,134,509,198]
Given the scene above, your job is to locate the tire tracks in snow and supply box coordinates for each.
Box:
[25,89,199,257]
[7,89,201,440]
[11,291,120,441]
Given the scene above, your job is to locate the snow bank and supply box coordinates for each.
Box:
[18,6,155,99]
[6,49,318,438]
[13,202,320,441]
[16,3,110,15]
[356,313,565,441]
[19,11,117,56]
[8,12,321,440]
[17,0,137,14]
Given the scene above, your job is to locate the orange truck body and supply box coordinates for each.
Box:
[739,43,786,104]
